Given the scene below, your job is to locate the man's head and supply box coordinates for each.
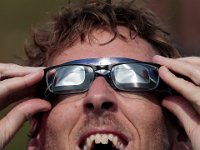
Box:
[26,1,188,150]
[25,0,180,67]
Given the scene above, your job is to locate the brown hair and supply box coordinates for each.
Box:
[24,0,180,66]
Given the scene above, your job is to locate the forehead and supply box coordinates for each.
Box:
[49,27,158,66]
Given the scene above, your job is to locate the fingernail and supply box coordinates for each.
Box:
[153,55,168,63]
[27,70,43,78]
[25,67,45,73]
[153,55,164,59]
[159,66,170,73]
[160,66,168,70]
[32,67,45,72]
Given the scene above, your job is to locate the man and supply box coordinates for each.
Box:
[0,0,200,149]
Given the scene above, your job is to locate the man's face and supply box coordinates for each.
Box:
[38,27,172,150]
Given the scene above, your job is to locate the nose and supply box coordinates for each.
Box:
[83,77,118,114]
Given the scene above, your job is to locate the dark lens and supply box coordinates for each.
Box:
[111,63,159,91]
[46,65,94,94]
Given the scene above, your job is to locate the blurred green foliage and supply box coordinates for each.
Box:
[0,0,69,64]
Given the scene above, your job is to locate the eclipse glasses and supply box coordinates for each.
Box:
[42,57,172,98]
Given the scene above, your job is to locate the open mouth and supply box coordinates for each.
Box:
[79,133,127,150]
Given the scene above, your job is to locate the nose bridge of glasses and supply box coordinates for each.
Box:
[94,69,110,81]
[95,69,110,76]
[93,65,113,87]
[94,65,110,76]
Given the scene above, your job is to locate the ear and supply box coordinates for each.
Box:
[170,127,192,150]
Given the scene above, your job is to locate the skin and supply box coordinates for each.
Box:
[33,27,173,150]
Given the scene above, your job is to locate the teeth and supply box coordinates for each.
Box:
[83,145,87,150]
[113,135,118,147]
[101,134,108,144]
[95,134,101,144]
[120,143,124,150]
[108,134,113,141]
[86,137,92,147]
[83,133,125,150]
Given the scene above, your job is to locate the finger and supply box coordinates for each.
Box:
[158,66,200,105]
[153,55,200,85]
[0,63,45,79]
[0,70,44,109]
[177,57,200,66]
[0,99,51,149]
[162,96,200,150]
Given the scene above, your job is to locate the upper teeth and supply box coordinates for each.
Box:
[83,133,125,150]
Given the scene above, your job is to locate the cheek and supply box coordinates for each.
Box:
[120,98,171,149]
[45,101,82,142]
[120,96,165,132]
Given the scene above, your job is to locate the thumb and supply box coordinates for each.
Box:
[0,99,51,149]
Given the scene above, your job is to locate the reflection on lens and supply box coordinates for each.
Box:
[56,72,85,86]
[111,63,159,91]
[54,66,86,86]
[113,64,150,84]
[46,65,94,94]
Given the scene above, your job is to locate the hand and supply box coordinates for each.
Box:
[153,56,200,150]
[0,63,51,149]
